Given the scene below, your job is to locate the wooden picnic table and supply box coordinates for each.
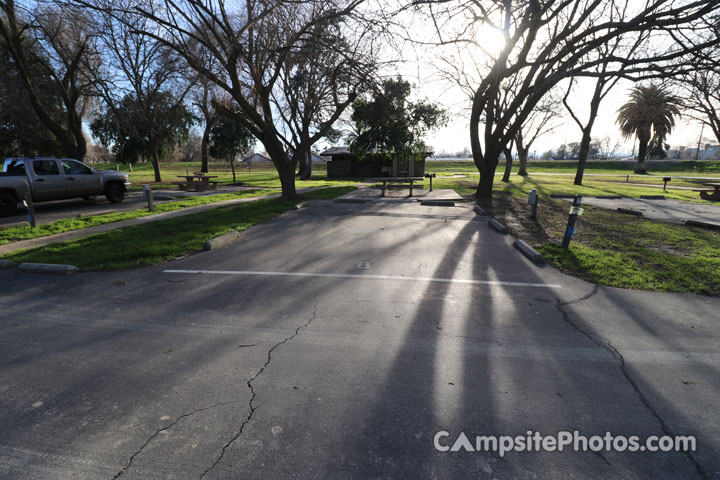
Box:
[373,177,424,197]
[175,175,219,192]
[694,182,720,201]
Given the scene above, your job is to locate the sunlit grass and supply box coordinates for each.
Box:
[489,193,720,294]
[1,186,356,270]
[0,190,271,245]
[432,174,710,203]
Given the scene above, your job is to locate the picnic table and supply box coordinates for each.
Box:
[693,182,720,201]
[373,177,424,197]
[174,175,219,192]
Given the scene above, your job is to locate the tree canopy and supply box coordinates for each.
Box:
[90,92,195,167]
[209,109,255,163]
[616,83,681,172]
[0,30,64,157]
[350,77,446,162]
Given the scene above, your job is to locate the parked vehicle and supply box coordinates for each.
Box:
[0,157,131,217]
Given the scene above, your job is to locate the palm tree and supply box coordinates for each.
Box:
[616,84,681,173]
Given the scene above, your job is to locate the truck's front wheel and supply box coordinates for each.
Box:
[0,192,17,217]
[105,183,125,203]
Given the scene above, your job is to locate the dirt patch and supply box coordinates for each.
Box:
[647,245,689,257]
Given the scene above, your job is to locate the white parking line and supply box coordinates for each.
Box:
[162,269,563,289]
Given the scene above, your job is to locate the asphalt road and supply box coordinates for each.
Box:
[0,193,161,227]
[0,199,718,479]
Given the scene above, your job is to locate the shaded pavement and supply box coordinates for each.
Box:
[0,194,718,479]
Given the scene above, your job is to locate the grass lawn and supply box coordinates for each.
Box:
[98,161,360,191]
[426,159,720,175]
[487,193,720,295]
[432,174,711,203]
[1,186,355,270]
[0,189,273,246]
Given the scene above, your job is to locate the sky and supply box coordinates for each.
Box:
[385,3,713,158]
[417,76,708,157]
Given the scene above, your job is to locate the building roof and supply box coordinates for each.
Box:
[320,146,435,157]
[319,146,351,156]
[241,152,271,162]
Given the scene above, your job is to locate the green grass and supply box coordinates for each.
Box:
[540,229,720,294]
[489,193,720,294]
[432,174,711,203]
[0,190,272,245]
[425,159,720,175]
[105,161,358,191]
[3,199,293,270]
[1,185,356,271]
[301,186,357,199]
[234,173,360,189]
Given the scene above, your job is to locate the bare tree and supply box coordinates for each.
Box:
[415,0,720,199]
[82,0,383,200]
[92,1,193,182]
[272,8,379,181]
[0,0,99,160]
[562,31,649,184]
[514,92,563,177]
[562,73,624,184]
[675,66,720,146]
[191,77,220,174]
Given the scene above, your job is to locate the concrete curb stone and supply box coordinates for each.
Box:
[18,263,78,275]
[203,231,241,250]
[513,240,545,264]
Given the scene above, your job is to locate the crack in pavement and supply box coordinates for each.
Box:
[111,400,241,479]
[552,285,709,479]
[198,300,319,479]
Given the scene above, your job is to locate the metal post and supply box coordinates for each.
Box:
[425,173,436,192]
[528,189,538,218]
[663,177,671,191]
[562,195,583,249]
[142,185,155,212]
[23,192,36,228]
[626,175,629,183]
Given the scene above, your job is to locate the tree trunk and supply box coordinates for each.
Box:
[476,159,498,198]
[574,128,592,185]
[517,147,529,176]
[296,148,312,180]
[502,147,512,183]
[200,122,211,173]
[230,157,236,182]
[151,148,162,182]
[470,97,496,198]
[265,139,297,200]
[278,164,297,200]
[635,139,649,174]
[302,148,312,180]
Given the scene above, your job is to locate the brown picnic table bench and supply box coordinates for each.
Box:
[174,175,219,192]
[693,182,720,202]
[373,177,425,197]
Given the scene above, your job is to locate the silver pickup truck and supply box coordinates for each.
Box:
[0,157,131,217]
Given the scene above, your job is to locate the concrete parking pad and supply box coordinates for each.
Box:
[0,198,718,479]
[566,197,720,225]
